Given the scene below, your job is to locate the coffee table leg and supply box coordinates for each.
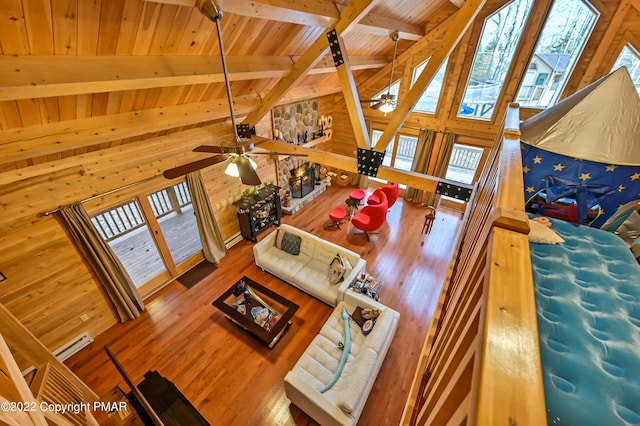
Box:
[268,321,292,349]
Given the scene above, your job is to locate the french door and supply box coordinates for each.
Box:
[88,180,203,297]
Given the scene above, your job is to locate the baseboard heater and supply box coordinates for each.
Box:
[22,332,94,376]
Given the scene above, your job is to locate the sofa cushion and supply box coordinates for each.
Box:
[297,259,341,305]
[337,348,377,413]
[360,308,395,354]
[258,247,309,282]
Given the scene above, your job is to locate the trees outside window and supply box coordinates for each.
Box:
[412,58,449,114]
[459,0,534,120]
[517,0,598,108]
[611,44,640,96]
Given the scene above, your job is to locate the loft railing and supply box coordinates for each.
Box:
[401,103,546,425]
[91,181,191,242]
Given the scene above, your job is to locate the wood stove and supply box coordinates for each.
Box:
[289,164,315,198]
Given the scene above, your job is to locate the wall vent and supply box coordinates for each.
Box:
[54,332,94,362]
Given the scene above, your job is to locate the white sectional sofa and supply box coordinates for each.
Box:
[253,224,400,425]
[253,224,367,306]
[284,299,400,426]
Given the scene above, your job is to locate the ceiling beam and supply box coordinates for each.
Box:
[374,0,486,152]
[0,99,255,164]
[326,30,370,149]
[257,139,473,193]
[0,81,344,165]
[242,0,378,128]
[0,54,386,101]
[145,0,424,40]
[358,13,456,96]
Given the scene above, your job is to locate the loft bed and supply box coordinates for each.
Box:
[401,103,640,425]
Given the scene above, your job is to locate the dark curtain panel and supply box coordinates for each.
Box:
[59,203,143,322]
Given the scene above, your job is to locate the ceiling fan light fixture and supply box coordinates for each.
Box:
[224,161,240,177]
[379,102,394,114]
[248,157,257,169]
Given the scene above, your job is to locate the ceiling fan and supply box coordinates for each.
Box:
[360,32,400,115]
[163,0,306,185]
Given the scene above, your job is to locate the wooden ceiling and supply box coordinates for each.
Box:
[0,0,462,172]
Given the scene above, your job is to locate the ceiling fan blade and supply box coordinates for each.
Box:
[250,151,309,157]
[236,157,262,186]
[371,102,383,110]
[194,145,225,153]
[163,155,228,179]
[360,99,379,103]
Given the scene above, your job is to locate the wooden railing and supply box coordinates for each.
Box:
[401,103,546,425]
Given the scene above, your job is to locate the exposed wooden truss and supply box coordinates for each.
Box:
[0,54,386,101]
[144,0,425,40]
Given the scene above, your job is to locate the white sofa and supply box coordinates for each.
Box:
[284,299,400,426]
[253,224,367,306]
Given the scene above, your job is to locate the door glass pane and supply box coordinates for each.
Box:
[372,130,395,167]
[516,0,598,107]
[611,45,640,96]
[394,135,418,171]
[459,0,534,120]
[445,144,484,184]
[147,181,202,265]
[91,200,167,287]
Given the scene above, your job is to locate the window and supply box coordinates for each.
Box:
[90,181,202,296]
[459,0,534,120]
[517,0,598,108]
[371,130,418,186]
[412,58,449,114]
[611,44,640,96]
[444,144,485,184]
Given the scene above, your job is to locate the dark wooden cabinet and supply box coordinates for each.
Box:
[233,184,282,242]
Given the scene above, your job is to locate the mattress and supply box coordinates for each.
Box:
[529,216,640,426]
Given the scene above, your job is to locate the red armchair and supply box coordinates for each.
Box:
[367,183,399,209]
[352,191,388,241]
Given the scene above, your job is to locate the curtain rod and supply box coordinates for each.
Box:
[42,174,162,216]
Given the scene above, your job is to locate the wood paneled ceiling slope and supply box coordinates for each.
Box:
[0,0,465,179]
[1,0,639,183]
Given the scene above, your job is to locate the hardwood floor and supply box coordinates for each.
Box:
[65,184,462,425]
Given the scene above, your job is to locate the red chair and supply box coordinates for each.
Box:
[381,182,399,209]
[366,188,386,205]
[352,192,388,241]
[367,183,399,209]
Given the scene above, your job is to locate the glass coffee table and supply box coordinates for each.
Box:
[212,276,299,348]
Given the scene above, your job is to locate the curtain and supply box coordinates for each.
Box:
[59,203,143,322]
[404,128,436,202]
[187,171,227,264]
[424,132,457,207]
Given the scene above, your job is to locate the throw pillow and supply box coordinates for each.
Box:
[275,229,302,255]
[329,254,346,285]
[528,218,565,244]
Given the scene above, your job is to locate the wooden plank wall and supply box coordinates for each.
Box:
[0,115,277,363]
[401,104,547,425]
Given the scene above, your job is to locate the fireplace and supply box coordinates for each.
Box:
[289,164,315,198]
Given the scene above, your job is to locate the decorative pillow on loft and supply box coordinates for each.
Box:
[274,228,302,255]
[329,253,346,285]
[528,218,565,245]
